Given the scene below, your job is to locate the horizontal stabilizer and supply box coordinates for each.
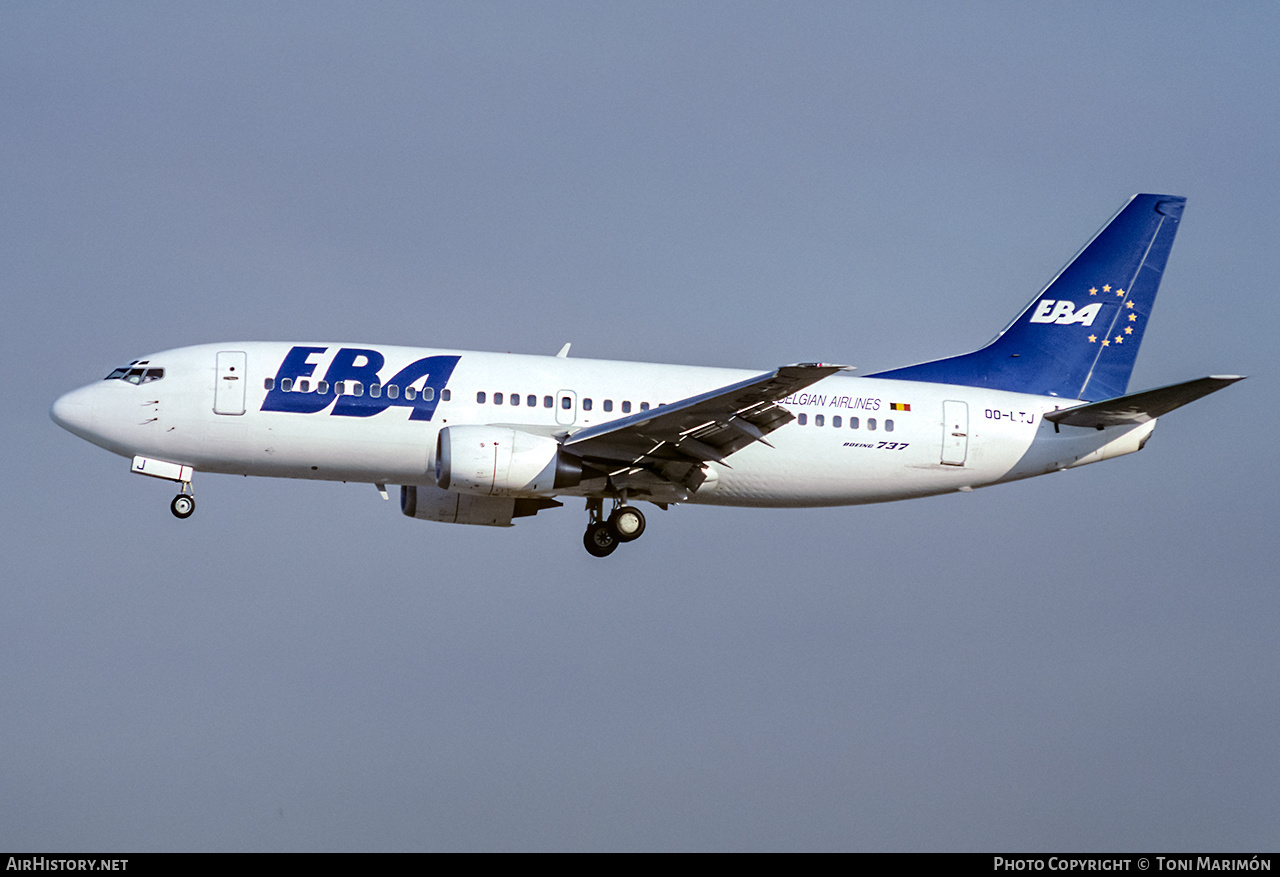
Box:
[1043,375,1245,428]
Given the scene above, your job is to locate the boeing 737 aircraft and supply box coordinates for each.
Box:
[51,194,1241,556]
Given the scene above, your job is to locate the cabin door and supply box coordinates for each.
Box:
[214,351,247,415]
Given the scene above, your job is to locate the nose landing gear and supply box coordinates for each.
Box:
[129,457,197,520]
[582,496,647,557]
[170,483,195,519]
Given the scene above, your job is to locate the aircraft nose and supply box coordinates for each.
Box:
[50,384,99,438]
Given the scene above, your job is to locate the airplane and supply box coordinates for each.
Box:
[51,194,1242,556]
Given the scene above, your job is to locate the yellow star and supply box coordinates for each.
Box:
[1101,339,1110,347]
[1115,336,1123,344]
[1116,288,1126,296]
[1125,326,1133,334]
[1089,287,1098,295]
[1128,313,1137,321]
[1102,285,1111,293]
[1125,301,1134,309]
[1088,334,1097,343]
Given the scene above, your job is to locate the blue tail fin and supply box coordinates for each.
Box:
[869,194,1186,401]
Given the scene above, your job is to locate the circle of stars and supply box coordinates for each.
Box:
[1086,283,1140,348]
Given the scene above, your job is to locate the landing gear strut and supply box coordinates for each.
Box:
[170,482,195,519]
[582,496,647,557]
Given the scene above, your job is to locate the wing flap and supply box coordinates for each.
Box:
[1043,375,1245,428]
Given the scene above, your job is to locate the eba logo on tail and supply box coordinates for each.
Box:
[1029,300,1102,326]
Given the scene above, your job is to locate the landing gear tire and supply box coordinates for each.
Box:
[170,494,195,519]
[584,521,618,557]
[608,506,646,542]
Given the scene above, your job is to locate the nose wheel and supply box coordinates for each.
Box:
[582,498,647,557]
[170,483,195,519]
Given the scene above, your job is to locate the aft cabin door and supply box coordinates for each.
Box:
[941,400,968,466]
[214,351,247,415]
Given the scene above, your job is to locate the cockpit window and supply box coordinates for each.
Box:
[104,365,164,384]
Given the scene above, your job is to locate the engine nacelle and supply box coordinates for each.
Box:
[401,484,516,527]
[435,426,582,496]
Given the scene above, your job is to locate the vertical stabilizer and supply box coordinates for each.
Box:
[869,194,1185,400]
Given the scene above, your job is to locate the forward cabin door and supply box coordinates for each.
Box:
[941,400,968,466]
[214,350,247,415]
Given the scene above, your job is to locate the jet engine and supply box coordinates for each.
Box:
[401,483,563,527]
[434,426,582,496]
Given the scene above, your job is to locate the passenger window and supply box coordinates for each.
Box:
[335,382,345,395]
[510,393,519,407]
[281,377,293,392]
[544,396,553,408]
[561,396,572,410]
[622,401,632,413]
[477,391,486,404]
[640,402,649,411]
[850,417,859,429]
[833,416,842,428]
[369,383,381,398]
[298,379,309,393]
[868,418,877,430]
[583,398,592,411]
[604,400,613,412]
[494,392,503,405]
[885,419,894,432]
[386,384,399,399]
[264,377,274,390]
[798,413,807,425]
[443,389,451,401]
[350,382,363,397]
[317,381,328,394]
[815,414,824,427]
[422,387,435,401]
[405,387,416,401]
[526,394,535,407]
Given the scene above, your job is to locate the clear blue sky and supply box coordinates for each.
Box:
[3,2,1277,851]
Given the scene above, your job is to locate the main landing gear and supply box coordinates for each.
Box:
[582,497,647,557]
[170,483,195,519]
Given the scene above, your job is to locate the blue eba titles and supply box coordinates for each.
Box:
[262,346,460,420]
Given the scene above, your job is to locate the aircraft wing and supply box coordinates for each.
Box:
[1043,375,1245,428]
[562,363,846,495]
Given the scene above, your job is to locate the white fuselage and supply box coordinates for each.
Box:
[51,342,1154,508]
